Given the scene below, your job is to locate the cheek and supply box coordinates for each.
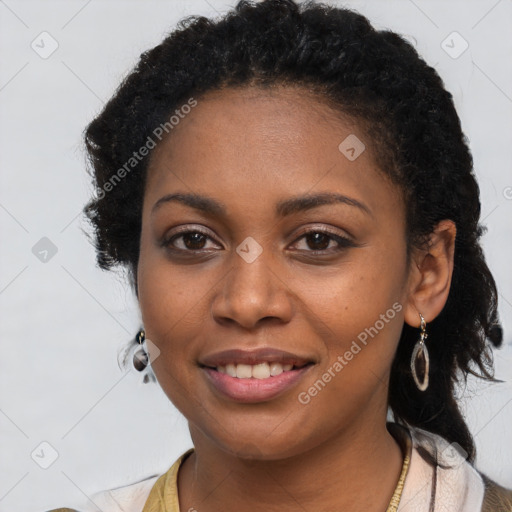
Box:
[290,261,406,441]
[137,225,207,333]
[302,246,406,335]
[137,238,196,380]
[137,259,204,416]
[298,242,407,383]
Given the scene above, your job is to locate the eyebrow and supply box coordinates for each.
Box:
[151,192,372,218]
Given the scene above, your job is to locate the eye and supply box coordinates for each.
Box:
[290,228,356,254]
[162,228,221,252]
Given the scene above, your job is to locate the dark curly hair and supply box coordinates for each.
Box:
[83,0,503,462]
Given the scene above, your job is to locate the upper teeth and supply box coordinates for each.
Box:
[217,362,294,379]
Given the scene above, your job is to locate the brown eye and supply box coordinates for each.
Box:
[303,232,331,250]
[163,230,219,252]
[181,232,208,250]
[291,229,356,254]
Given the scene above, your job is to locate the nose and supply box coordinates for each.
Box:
[211,247,294,330]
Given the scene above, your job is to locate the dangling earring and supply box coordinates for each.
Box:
[411,313,429,391]
[133,328,148,372]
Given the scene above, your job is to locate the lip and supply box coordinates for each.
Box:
[199,347,314,368]
[202,364,314,403]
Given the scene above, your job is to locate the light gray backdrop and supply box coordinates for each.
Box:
[1,0,511,510]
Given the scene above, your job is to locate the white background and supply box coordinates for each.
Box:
[1,0,511,510]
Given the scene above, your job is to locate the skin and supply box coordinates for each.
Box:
[137,85,456,511]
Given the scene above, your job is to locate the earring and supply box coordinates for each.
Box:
[411,313,429,391]
[133,329,149,372]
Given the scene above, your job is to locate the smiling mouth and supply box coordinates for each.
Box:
[201,360,315,403]
[205,361,313,379]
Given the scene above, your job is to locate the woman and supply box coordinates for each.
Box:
[50,0,512,510]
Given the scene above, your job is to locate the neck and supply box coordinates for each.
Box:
[178,403,404,512]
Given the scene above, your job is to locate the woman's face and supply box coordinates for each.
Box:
[137,86,412,459]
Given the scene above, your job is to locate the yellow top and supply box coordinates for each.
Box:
[142,423,412,512]
[45,422,512,512]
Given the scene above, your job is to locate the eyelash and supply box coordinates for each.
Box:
[161,226,356,255]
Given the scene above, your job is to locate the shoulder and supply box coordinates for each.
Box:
[45,510,81,512]
[480,473,512,512]
[388,422,512,512]
[88,474,161,512]
[48,475,161,512]
[45,474,161,512]
[410,426,512,498]
[46,449,194,512]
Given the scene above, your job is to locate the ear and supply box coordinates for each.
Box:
[403,219,457,328]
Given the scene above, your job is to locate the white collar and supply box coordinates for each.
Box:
[398,425,485,511]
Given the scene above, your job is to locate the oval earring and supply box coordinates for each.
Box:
[411,313,429,391]
[133,329,149,372]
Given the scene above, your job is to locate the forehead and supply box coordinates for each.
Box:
[152,85,356,152]
[144,85,401,221]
